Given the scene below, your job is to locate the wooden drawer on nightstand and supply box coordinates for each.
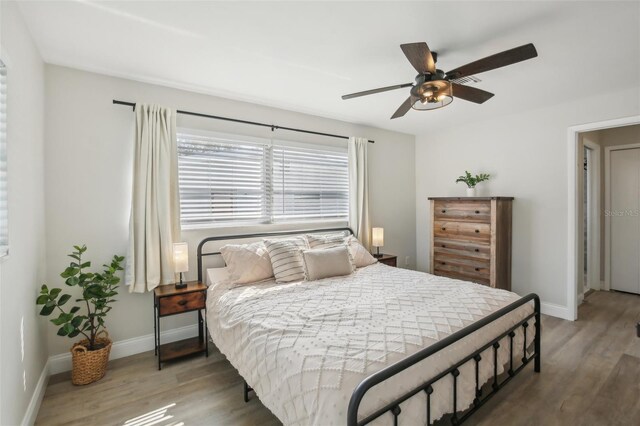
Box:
[158,291,205,316]
[377,254,397,267]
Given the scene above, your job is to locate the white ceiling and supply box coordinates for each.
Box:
[17,1,640,136]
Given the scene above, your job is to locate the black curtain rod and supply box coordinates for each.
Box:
[112,100,374,144]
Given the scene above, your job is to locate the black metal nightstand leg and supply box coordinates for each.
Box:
[153,301,158,356]
[157,305,161,370]
[204,309,208,357]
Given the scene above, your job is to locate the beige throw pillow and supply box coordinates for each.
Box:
[302,245,355,281]
[346,236,378,268]
[220,241,274,285]
[264,237,309,283]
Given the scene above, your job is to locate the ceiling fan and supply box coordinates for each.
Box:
[341,42,538,119]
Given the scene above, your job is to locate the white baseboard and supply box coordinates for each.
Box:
[48,324,199,375]
[541,302,573,321]
[21,360,49,426]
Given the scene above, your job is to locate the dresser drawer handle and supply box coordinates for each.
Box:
[475,229,480,233]
[475,210,480,214]
[441,244,446,248]
[474,248,480,252]
[441,262,446,265]
[442,227,446,231]
[178,300,188,306]
[475,267,480,271]
[441,210,446,213]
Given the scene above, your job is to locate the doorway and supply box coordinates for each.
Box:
[568,116,640,321]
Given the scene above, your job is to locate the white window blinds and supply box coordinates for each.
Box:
[272,143,349,222]
[177,130,348,228]
[0,60,8,257]
[178,132,269,227]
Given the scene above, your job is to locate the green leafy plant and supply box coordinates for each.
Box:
[36,245,124,350]
[455,171,491,188]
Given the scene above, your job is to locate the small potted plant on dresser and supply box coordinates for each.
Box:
[36,245,124,385]
[456,171,491,196]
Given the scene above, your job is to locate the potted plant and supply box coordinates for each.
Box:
[456,171,490,196]
[36,245,124,385]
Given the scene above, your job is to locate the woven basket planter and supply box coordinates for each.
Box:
[70,330,112,385]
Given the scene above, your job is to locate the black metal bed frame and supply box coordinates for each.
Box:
[196,226,354,283]
[196,227,540,426]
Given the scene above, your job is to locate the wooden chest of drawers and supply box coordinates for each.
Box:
[429,197,513,290]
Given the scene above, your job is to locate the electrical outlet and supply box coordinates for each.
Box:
[405,256,410,266]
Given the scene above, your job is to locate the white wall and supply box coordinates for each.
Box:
[415,86,640,314]
[44,65,416,356]
[0,2,48,425]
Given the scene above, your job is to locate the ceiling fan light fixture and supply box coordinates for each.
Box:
[412,80,453,111]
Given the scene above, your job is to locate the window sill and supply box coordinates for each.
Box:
[181,219,349,233]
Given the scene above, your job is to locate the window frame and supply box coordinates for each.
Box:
[176,128,349,231]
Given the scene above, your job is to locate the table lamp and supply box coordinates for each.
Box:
[173,242,188,289]
[372,227,384,258]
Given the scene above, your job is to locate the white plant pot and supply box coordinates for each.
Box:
[466,187,477,197]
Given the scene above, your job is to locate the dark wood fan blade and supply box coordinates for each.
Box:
[391,96,414,119]
[446,43,538,79]
[342,83,413,100]
[400,42,436,74]
[451,83,494,104]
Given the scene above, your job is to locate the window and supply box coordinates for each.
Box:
[177,130,349,228]
[0,60,7,257]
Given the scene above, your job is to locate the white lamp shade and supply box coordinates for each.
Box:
[173,242,189,273]
[372,228,384,247]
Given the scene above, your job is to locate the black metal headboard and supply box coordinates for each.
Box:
[197,227,354,282]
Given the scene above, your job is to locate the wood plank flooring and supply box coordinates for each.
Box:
[36,290,640,426]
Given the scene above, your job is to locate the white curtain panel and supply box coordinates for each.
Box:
[348,136,371,249]
[126,104,181,293]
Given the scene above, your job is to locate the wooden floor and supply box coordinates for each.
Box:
[36,290,640,426]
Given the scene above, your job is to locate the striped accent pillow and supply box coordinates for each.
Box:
[263,237,309,283]
[305,232,348,249]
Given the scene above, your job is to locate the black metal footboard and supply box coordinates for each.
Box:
[347,293,541,426]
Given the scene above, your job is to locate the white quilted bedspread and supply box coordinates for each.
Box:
[206,263,534,426]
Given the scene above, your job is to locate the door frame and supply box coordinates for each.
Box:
[581,140,600,297]
[567,115,640,321]
[604,142,640,292]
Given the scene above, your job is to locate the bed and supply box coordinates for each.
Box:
[198,228,540,426]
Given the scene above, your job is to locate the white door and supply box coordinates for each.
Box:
[610,148,640,294]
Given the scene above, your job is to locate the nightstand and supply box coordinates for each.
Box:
[377,254,397,267]
[153,281,208,370]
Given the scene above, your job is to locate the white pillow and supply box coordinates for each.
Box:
[263,237,309,283]
[306,232,348,249]
[206,267,231,287]
[346,236,378,268]
[220,241,274,285]
[302,245,355,281]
